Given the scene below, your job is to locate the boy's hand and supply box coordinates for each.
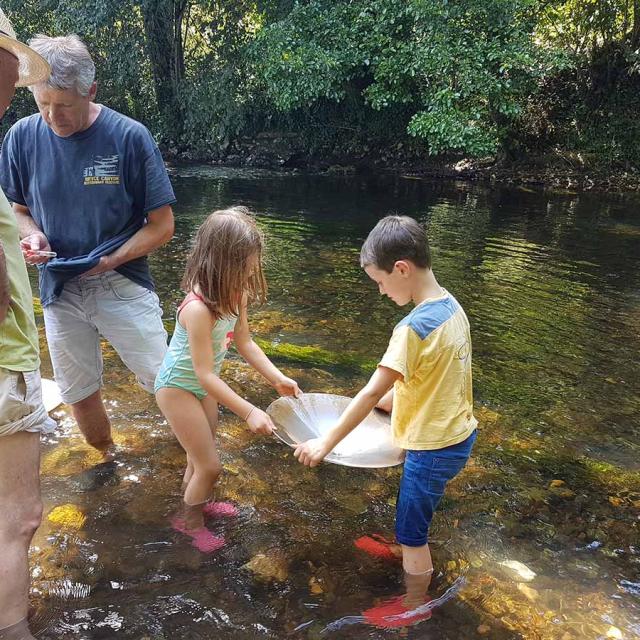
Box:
[294,437,332,467]
[246,407,276,435]
[273,375,301,398]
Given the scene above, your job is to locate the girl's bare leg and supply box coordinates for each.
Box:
[181,456,194,493]
[181,400,216,492]
[200,395,219,500]
[201,394,219,435]
[156,388,221,530]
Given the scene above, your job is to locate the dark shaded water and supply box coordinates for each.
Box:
[32,168,640,639]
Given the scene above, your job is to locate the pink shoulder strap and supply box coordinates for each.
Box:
[177,291,204,314]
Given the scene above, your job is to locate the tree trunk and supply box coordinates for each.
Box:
[140,0,187,139]
[631,0,640,47]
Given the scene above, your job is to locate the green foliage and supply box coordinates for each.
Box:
[2,0,639,165]
[251,0,544,155]
[537,0,637,57]
[3,0,156,128]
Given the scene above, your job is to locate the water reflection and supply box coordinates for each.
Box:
[321,575,466,633]
[30,169,640,639]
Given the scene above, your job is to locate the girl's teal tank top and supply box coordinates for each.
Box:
[154,292,237,399]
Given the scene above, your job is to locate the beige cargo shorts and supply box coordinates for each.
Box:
[0,367,57,437]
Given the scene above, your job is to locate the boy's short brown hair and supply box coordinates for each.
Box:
[360,215,431,272]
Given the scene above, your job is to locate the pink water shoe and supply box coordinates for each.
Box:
[171,516,225,553]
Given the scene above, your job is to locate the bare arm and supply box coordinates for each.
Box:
[0,241,9,323]
[83,204,174,276]
[183,301,276,435]
[233,301,300,397]
[376,387,394,413]
[14,202,43,239]
[294,365,401,467]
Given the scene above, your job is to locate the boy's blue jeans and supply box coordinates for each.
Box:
[395,430,477,547]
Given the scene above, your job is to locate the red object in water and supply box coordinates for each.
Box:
[363,595,433,629]
[354,534,401,561]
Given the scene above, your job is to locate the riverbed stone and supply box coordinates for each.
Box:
[47,504,86,530]
[243,551,289,582]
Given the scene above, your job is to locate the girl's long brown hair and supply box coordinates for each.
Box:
[181,206,267,317]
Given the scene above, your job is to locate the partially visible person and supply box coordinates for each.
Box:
[155,207,301,553]
[0,34,175,459]
[294,215,478,605]
[0,237,9,322]
[0,9,54,640]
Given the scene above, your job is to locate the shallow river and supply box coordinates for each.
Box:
[32,168,640,639]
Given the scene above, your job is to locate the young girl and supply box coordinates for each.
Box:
[155,206,300,552]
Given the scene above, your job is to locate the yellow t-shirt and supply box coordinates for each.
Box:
[0,188,40,371]
[379,288,477,450]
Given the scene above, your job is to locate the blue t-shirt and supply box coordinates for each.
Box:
[0,106,176,304]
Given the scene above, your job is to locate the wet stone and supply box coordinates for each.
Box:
[309,576,324,594]
[42,445,104,476]
[47,504,87,530]
[243,551,289,583]
[550,486,576,500]
[517,582,539,601]
[499,560,537,582]
[334,492,368,514]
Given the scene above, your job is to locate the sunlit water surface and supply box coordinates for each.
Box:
[30,168,640,639]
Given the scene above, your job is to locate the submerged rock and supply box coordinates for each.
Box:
[499,560,536,582]
[47,504,86,530]
[517,583,539,601]
[309,576,324,594]
[42,445,103,476]
[243,552,289,582]
[334,492,368,514]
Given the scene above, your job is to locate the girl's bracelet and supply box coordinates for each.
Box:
[244,406,255,422]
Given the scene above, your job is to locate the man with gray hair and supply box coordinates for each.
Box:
[0,9,54,639]
[0,34,175,459]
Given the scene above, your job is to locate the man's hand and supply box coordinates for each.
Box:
[20,232,53,265]
[81,256,114,278]
[294,437,332,467]
[273,375,302,398]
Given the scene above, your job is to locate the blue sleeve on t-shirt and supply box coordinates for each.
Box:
[141,145,176,213]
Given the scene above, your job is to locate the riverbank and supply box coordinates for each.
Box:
[163,134,640,193]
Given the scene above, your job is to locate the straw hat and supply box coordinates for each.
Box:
[0,7,49,86]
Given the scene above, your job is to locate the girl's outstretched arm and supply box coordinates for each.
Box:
[233,301,301,397]
[183,301,275,435]
[294,365,400,467]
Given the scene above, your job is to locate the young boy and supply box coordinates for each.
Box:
[294,215,477,590]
